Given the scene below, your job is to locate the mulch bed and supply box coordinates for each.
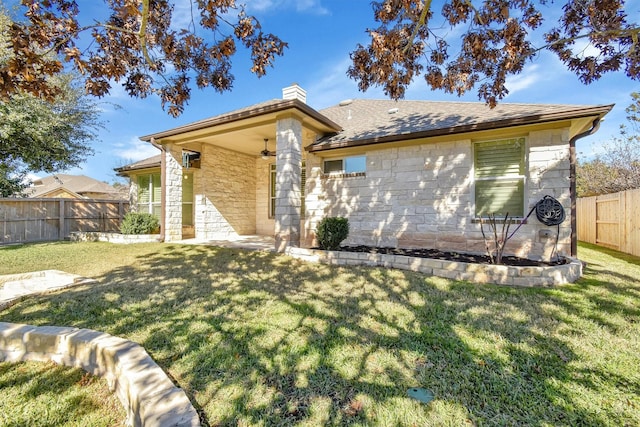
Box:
[337,245,568,267]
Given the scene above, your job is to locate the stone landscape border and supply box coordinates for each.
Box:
[0,270,95,311]
[69,231,161,244]
[0,322,200,427]
[285,247,583,286]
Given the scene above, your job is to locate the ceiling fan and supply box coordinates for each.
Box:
[260,138,275,159]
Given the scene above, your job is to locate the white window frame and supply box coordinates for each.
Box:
[136,172,161,219]
[323,155,366,175]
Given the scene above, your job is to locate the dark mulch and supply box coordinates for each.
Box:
[338,245,568,267]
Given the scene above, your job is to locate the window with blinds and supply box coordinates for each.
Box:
[137,173,162,219]
[474,138,525,217]
[269,162,305,218]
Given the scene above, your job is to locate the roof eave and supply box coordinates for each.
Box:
[114,163,161,176]
[307,104,615,153]
[140,99,342,142]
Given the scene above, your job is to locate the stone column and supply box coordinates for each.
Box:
[164,147,183,241]
[275,116,302,251]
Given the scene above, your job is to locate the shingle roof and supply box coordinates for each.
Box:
[139,99,341,141]
[114,154,162,174]
[29,174,119,198]
[310,99,613,151]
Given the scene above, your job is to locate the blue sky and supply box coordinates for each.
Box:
[28,0,638,184]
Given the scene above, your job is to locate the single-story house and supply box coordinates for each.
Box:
[28,174,125,199]
[116,84,612,260]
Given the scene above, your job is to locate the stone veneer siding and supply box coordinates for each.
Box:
[274,117,303,251]
[193,144,257,239]
[164,146,184,241]
[305,128,572,260]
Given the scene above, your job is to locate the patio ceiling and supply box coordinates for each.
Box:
[141,100,341,158]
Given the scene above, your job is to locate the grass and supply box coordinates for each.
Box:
[1,241,639,426]
[0,360,125,426]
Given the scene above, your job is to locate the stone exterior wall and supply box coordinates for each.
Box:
[274,117,302,251]
[164,146,183,241]
[305,129,572,260]
[194,144,257,239]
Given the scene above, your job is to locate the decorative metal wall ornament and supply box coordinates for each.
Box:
[535,195,566,226]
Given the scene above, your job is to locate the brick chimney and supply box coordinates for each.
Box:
[282,83,306,104]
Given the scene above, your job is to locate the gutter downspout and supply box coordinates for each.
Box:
[569,118,601,257]
[150,137,166,243]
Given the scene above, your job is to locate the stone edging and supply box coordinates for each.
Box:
[285,247,582,286]
[69,231,161,244]
[0,322,200,427]
[0,270,95,311]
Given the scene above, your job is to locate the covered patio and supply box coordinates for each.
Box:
[139,85,341,251]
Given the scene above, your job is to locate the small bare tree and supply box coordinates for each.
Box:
[480,213,513,265]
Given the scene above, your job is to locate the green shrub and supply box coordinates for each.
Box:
[316,217,349,250]
[120,212,160,235]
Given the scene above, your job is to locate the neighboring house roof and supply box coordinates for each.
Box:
[28,174,121,199]
[115,154,162,175]
[309,99,614,151]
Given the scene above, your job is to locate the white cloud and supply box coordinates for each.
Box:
[571,39,602,59]
[504,64,543,96]
[112,136,161,162]
[247,0,329,15]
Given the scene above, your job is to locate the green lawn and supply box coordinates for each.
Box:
[1,241,639,426]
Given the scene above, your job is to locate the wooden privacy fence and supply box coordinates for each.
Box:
[577,188,640,257]
[0,198,129,245]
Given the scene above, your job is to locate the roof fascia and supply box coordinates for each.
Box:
[140,99,342,142]
[115,164,161,176]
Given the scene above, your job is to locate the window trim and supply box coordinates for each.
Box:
[136,172,162,219]
[473,137,527,218]
[182,172,194,226]
[322,155,366,176]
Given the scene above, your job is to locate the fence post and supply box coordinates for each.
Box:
[58,199,65,241]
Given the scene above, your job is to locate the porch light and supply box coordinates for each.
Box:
[261,138,275,160]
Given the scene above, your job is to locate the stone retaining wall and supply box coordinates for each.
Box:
[0,322,200,427]
[69,231,161,244]
[285,247,582,286]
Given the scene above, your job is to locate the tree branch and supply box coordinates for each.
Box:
[535,27,640,57]
[139,0,156,70]
[404,0,432,54]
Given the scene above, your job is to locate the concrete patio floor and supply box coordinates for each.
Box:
[175,235,276,251]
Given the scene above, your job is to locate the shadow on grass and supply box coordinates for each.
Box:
[0,361,123,426]
[2,242,639,426]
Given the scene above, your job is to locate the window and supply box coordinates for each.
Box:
[474,138,525,217]
[269,162,305,218]
[137,173,161,219]
[323,155,366,174]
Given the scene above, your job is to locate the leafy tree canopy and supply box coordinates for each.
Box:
[349,0,639,106]
[1,0,287,117]
[0,1,637,114]
[577,92,640,197]
[1,7,101,197]
[0,76,101,197]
